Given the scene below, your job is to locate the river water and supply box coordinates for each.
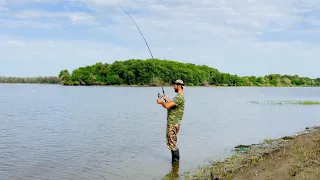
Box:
[1,84,319,180]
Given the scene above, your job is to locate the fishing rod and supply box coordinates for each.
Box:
[118,5,166,102]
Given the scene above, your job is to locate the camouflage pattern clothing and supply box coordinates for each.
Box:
[166,93,185,151]
[167,93,185,124]
[166,123,181,151]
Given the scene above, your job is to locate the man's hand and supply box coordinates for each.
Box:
[157,96,176,109]
[163,94,170,102]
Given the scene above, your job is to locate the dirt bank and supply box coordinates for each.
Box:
[182,126,320,180]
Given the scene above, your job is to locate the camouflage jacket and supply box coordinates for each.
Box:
[167,93,185,124]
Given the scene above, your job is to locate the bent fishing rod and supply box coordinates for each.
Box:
[118,5,166,102]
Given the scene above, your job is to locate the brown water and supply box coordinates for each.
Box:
[1,84,320,179]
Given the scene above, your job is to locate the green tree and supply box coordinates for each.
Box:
[59,70,70,82]
[52,58,320,87]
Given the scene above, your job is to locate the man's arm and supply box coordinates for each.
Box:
[160,100,176,109]
[158,94,183,109]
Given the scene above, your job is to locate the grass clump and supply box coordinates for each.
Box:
[292,100,320,105]
[249,100,320,105]
[182,151,267,180]
[263,138,276,144]
[249,100,259,104]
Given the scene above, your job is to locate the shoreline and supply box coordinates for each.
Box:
[181,126,320,180]
[1,82,319,88]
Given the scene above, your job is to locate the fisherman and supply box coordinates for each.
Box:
[157,79,185,163]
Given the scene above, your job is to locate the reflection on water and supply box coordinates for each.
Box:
[163,163,180,180]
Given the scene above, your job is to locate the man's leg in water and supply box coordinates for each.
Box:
[166,123,180,163]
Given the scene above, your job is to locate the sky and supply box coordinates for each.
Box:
[0,0,319,78]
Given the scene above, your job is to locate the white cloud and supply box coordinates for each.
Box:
[3,8,98,25]
[0,0,320,78]
[0,19,59,28]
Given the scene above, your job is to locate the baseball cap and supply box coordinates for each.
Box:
[174,79,184,85]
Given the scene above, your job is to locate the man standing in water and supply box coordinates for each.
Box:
[157,79,185,164]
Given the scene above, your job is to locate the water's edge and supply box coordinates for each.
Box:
[181,125,320,180]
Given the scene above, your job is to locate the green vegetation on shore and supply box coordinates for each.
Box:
[0,76,60,84]
[249,100,320,105]
[58,59,320,87]
[2,59,320,86]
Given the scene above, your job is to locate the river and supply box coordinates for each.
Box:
[1,84,319,180]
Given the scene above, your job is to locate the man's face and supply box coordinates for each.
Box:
[174,84,178,92]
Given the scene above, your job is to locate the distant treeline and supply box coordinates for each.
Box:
[58,59,320,87]
[0,76,60,84]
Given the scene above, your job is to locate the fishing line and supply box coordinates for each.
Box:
[118,5,166,101]
[118,5,154,60]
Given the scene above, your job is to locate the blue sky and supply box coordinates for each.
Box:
[0,0,319,78]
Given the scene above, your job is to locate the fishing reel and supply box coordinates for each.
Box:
[157,92,167,102]
[158,92,163,99]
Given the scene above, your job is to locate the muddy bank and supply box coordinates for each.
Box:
[182,126,320,180]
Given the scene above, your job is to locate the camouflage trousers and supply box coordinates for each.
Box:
[166,123,181,151]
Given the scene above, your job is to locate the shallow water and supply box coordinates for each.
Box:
[0,84,319,180]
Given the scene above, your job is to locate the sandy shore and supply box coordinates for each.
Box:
[181,126,320,180]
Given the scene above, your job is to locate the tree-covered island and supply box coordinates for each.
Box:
[57,59,320,87]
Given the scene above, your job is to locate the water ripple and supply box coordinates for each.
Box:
[0,84,320,179]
